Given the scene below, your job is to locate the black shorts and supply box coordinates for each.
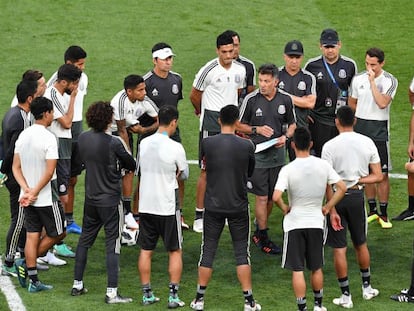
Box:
[57,158,71,196]
[326,189,366,248]
[248,166,282,198]
[77,202,123,254]
[198,130,220,166]
[138,211,182,251]
[200,209,250,268]
[24,201,65,237]
[282,228,324,271]
[309,121,338,157]
[374,140,390,173]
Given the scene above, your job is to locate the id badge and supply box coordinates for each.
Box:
[335,89,348,113]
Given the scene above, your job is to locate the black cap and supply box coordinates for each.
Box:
[320,28,339,46]
[284,40,304,56]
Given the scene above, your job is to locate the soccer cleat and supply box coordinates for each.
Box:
[333,294,353,308]
[362,285,379,300]
[71,287,88,296]
[261,239,282,255]
[190,298,204,310]
[378,216,392,229]
[66,221,82,234]
[15,258,27,288]
[142,294,160,305]
[124,212,139,230]
[392,209,414,221]
[390,291,414,303]
[313,306,327,311]
[28,280,53,293]
[36,263,49,271]
[54,243,75,258]
[193,218,203,233]
[181,216,190,230]
[252,233,262,248]
[37,251,67,266]
[105,294,133,304]
[367,212,379,223]
[244,300,262,311]
[1,264,17,277]
[168,295,185,308]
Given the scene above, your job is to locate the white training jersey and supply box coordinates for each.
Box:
[110,90,158,132]
[321,131,380,188]
[350,70,398,121]
[275,156,341,232]
[410,76,414,93]
[14,124,58,206]
[47,71,88,122]
[139,132,188,216]
[44,86,71,138]
[192,58,246,131]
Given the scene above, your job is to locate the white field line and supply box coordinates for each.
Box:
[0,258,26,311]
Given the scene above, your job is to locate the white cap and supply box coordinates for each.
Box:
[152,47,175,59]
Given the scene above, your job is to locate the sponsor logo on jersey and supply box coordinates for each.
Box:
[152,88,159,97]
[377,84,383,93]
[172,84,179,94]
[298,81,306,91]
[235,74,241,83]
[278,105,286,115]
[317,72,323,79]
[255,108,263,117]
[339,69,347,79]
[278,81,285,89]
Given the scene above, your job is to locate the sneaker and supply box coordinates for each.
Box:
[1,264,17,277]
[28,280,53,293]
[332,294,353,308]
[313,306,327,311]
[244,301,262,311]
[181,216,190,230]
[37,251,67,266]
[190,298,204,310]
[367,212,379,223]
[142,294,160,305]
[15,258,27,288]
[125,212,139,230]
[193,218,203,233]
[378,216,392,229]
[252,233,262,248]
[261,239,282,255]
[36,263,49,271]
[71,287,88,296]
[393,209,414,221]
[105,294,133,304]
[67,221,82,234]
[390,291,414,303]
[168,295,185,308]
[54,243,75,258]
[362,285,379,300]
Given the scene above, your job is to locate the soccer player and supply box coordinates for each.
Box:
[273,127,346,311]
[71,101,136,304]
[10,70,47,107]
[322,106,383,308]
[142,42,189,229]
[190,30,246,233]
[13,96,66,292]
[278,40,316,161]
[110,74,158,231]
[1,80,38,277]
[304,28,357,157]
[137,105,188,308]
[348,47,398,229]
[46,46,88,237]
[238,63,296,255]
[190,105,260,311]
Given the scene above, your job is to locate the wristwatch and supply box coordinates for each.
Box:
[251,126,257,135]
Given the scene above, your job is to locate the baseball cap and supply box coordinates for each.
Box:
[320,28,339,46]
[284,40,304,56]
[152,47,175,59]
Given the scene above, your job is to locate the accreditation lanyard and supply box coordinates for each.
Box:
[322,57,342,91]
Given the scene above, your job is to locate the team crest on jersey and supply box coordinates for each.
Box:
[278,105,286,115]
[172,84,179,94]
[297,81,306,91]
[235,74,241,83]
[338,69,347,79]
[317,72,323,79]
[255,108,263,117]
[152,88,159,97]
[278,81,285,89]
